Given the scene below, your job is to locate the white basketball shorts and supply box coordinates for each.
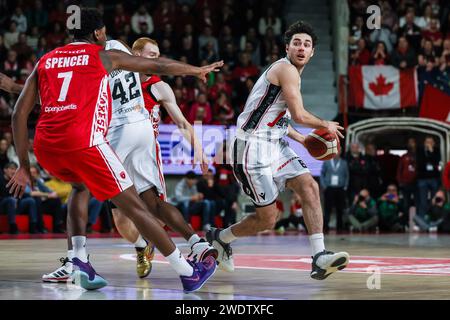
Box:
[231,137,310,206]
[106,119,166,198]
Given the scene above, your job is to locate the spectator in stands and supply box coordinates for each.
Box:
[174,171,214,231]
[12,33,32,63]
[219,5,238,35]
[197,169,223,229]
[370,41,389,65]
[29,165,64,233]
[232,51,259,85]
[380,1,398,32]
[422,18,443,51]
[420,2,435,30]
[213,142,239,228]
[347,143,367,203]
[131,4,154,35]
[349,16,366,51]
[378,184,405,232]
[4,21,19,50]
[35,36,48,59]
[390,36,418,69]
[396,138,417,217]
[198,26,219,61]
[365,143,383,198]
[275,192,306,234]
[153,0,176,34]
[44,173,72,204]
[27,0,48,29]
[416,136,441,217]
[398,9,422,51]
[46,22,66,49]
[414,189,449,232]
[0,139,9,170]
[197,7,217,35]
[241,8,258,35]
[47,2,65,25]
[175,4,195,34]
[418,38,437,67]
[347,188,378,232]
[188,93,212,124]
[258,7,282,36]
[221,43,238,69]
[212,92,234,125]
[369,16,397,53]
[200,40,219,64]
[113,3,131,35]
[399,5,426,29]
[320,148,349,233]
[0,162,38,234]
[11,6,27,33]
[27,26,40,51]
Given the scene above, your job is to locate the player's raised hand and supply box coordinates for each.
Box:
[326,121,345,139]
[193,148,209,175]
[6,167,32,198]
[196,60,224,82]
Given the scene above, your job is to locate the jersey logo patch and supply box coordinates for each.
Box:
[120,171,126,179]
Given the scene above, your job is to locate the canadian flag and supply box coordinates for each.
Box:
[348,66,417,109]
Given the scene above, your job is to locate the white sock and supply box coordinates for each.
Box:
[134,234,147,249]
[188,234,201,247]
[71,236,88,263]
[309,233,325,256]
[165,247,193,277]
[219,227,237,244]
[67,250,74,263]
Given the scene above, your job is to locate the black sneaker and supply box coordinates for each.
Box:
[9,223,18,235]
[205,228,234,272]
[310,250,350,280]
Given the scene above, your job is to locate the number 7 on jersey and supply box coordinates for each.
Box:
[57,71,73,102]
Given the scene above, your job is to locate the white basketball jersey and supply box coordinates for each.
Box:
[105,40,149,127]
[236,57,300,140]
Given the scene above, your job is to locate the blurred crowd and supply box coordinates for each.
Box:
[348,0,450,101]
[0,0,286,126]
[275,136,450,235]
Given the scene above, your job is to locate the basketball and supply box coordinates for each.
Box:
[304,128,340,161]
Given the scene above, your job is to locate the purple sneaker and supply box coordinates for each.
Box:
[180,256,217,293]
[72,257,108,290]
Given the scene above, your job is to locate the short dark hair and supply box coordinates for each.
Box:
[186,171,196,180]
[70,8,104,39]
[284,20,318,47]
[4,162,17,170]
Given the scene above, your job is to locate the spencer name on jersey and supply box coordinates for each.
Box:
[44,54,90,69]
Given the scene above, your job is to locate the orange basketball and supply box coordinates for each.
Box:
[304,128,340,161]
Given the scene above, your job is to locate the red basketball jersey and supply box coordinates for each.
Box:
[141,75,162,136]
[35,42,111,152]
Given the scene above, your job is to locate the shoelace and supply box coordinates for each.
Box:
[137,250,146,264]
[59,257,70,266]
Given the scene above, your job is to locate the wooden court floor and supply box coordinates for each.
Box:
[0,233,449,300]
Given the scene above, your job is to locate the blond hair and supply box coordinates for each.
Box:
[132,37,159,53]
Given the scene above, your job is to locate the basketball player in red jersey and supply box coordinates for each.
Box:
[109,37,217,273]
[7,8,221,293]
[206,21,350,280]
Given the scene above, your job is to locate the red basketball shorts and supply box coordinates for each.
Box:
[34,143,133,201]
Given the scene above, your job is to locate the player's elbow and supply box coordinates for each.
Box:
[291,113,305,124]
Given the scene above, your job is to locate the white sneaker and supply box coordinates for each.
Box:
[188,239,218,263]
[206,227,235,272]
[42,257,73,283]
[311,250,350,280]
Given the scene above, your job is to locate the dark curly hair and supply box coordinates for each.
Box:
[70,8,104,40]
[284,20,318,47]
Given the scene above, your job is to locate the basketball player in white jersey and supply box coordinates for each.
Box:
[206,21,350,280]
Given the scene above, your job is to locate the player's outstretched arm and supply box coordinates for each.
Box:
[102,50,223,83]
[275,63,344,138]
[155,81,209,174]
[7,67,37,197]
[0,73,24,94]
